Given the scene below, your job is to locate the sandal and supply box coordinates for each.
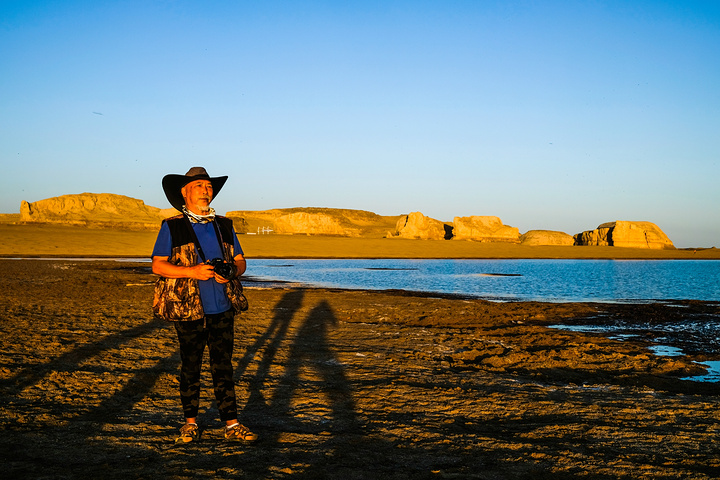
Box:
[175,422,200,443]
[224,423,258,442]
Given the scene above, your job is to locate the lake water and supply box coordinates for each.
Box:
[247,258,720,382]
[247,259,720,303]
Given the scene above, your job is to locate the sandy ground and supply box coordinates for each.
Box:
[1,260,719,479]
[1,223,719,259]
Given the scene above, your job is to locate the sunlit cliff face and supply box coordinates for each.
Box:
[181,180,213,214]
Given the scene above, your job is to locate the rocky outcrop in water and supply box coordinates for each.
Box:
[574,221,675,249]
[453,216,520,243]
[520,230,575,246]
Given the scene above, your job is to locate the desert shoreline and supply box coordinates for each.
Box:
[1,223,718,260]
[1,259,719,479]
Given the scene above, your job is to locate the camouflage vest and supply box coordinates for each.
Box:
[152,215,248,322]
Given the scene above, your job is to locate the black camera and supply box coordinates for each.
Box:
[206,258,238,280]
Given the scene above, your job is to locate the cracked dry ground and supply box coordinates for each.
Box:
[1,260,719,479]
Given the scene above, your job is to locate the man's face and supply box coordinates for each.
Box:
[181,179,213,214]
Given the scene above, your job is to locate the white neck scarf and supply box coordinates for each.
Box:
[183,206,216,223]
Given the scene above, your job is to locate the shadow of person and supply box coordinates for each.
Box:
[232,294,365,478]
[271,299,359,434]
[239,290,305,413]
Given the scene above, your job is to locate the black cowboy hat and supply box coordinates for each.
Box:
[162,166,228,211]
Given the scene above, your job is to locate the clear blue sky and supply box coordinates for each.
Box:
[1,1,718,247]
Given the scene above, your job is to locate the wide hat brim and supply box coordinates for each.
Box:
[162,170,228,211]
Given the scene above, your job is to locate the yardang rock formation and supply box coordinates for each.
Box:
[393,212,451,240]
[452,216,520,243]
[227,207,401,237]
[20,193,175,229]
[520,230,575,246]
[14,193,676,248]
[574,221,675,249]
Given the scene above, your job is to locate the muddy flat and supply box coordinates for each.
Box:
[1,260,719,479]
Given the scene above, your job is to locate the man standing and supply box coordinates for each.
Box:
[152,167,257,443]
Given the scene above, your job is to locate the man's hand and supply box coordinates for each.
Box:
[189,263,216,281]
[152,255,245,283]
[214,255,245,284]
[152,257,215,280]
[214,272,230,284]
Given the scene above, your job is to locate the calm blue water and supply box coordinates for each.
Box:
[247,259,720,303]
[248,258,720,381]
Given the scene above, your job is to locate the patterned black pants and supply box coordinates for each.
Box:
[174,310,238,422]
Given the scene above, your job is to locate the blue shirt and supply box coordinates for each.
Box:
[152,220,244,315]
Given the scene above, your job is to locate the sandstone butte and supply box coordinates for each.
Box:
[452,215,520,243]
[19,193,175,230]
[13,193,676,249]
[519,230,575,246]
[574,221,675,249]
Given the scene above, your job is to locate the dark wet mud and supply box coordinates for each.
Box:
[1,260,718,479]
